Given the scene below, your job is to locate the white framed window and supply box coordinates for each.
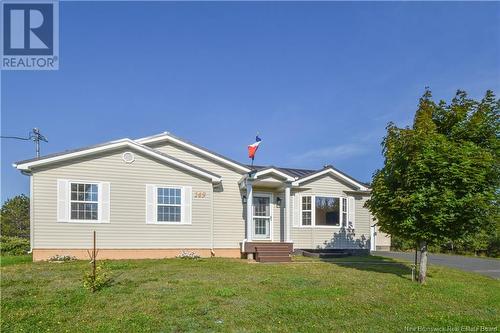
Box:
[157,187,182,222]
[301,196,312,226]
[146,185,192,224]
[56,179,110,223]
[315,196,341,226]
[299,195,354,228]
[342,197,348,227]
[70,183,99,220]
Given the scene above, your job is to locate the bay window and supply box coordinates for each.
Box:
[300,195,353,228]
[315,196,340,226]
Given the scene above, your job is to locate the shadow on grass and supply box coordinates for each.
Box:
[319,255,414,280]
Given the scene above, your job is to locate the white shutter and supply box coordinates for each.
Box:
[100,182,110,223]
[348,196,355,228]
[57,179,69,222]
[182,186,192,224]
[146,185,156,223]
[293,194,300,227]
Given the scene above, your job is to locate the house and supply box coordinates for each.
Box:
[13,132,390,262]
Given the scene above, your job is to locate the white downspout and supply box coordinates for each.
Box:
[210,184,215,256]
[29,174,34,254]
[370,224,376,252]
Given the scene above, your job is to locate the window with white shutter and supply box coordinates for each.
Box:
[146,185,192,224]
[58,180,109,223]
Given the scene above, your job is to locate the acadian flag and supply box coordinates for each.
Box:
[248,135,262,160]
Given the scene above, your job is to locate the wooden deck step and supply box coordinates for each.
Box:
[258,255,292,263]
[256,250,290,257]
[254,244,292,263]
[255,246,291,251]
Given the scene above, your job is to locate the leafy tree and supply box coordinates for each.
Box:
[1,195,30,239]
[366,90,499,283]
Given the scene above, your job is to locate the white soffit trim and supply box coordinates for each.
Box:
[292,168,369,191]
[14,139,222,183]
[253,168,295,182]
[137,133,251,173]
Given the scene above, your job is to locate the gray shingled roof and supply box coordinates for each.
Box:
[14,133,369,188]
[249,164,370,188]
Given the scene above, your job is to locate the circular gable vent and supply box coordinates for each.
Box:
[122,152,135,163]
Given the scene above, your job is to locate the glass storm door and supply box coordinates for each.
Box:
[253,195,271,239]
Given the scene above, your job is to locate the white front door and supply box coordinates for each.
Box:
[253,194,272,240]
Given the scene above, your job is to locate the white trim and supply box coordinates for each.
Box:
[285,183,292,242]
[292,168,369,191]
[146,184,192,225]
[14,139,222,183]
[252,192,274,241]
[370,224,376,251]
[137,133,251,173]
[29,175,34,252]
[245,179,253,241]
[252,168,295,182]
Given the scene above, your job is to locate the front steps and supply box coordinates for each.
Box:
[243,242,293,263]
[255,243,292,263]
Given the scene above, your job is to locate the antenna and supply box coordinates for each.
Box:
[1,128,49,157]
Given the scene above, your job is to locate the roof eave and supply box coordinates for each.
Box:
[13,139,222,183]
[292,167,369,191]
[251,167,296,182]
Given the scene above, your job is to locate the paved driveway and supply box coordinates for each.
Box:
[373,251,500,279]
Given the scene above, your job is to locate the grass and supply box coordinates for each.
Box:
[1,255,499,332]
[0,254,32,267]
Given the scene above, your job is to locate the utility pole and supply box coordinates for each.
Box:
[0,128,48,157]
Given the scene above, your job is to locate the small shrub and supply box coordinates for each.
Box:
[83,265,112,292]
[49,254,77,262]
[176,250,201,259]
[0,236,30,256]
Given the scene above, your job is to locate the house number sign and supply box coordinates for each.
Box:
[194,191,206,199]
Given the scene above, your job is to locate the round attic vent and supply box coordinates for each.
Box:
[122,152,135,164]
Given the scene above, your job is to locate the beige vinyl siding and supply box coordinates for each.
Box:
[291,174,371,249]
[32,148,213,249]
[148,141,246,248]
[375,227,391,250]
[274,190,285,242]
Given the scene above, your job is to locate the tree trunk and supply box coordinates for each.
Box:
[418,241,428,284]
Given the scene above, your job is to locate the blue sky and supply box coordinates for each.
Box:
[1,1,499,201]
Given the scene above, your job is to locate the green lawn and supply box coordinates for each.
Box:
[1,255,499,332]
[0,255,32,267]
